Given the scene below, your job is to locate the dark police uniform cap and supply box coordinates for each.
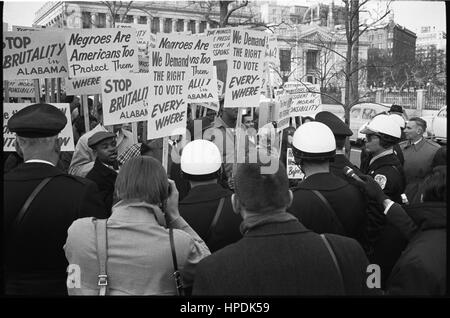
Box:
[8,103,67,138]
[315,111,353,137]
[88,131,116,148]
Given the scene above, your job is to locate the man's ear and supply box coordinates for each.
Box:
[287,189,293,208]
[55,137,63,154]
[231,194,240,215]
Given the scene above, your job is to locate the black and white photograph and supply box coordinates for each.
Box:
[2,0,447,303]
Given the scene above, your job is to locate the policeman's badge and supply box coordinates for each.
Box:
[374,174,387,190]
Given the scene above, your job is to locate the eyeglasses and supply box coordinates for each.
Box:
[366,134,382,142]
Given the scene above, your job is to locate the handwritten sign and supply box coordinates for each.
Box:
[65,76,101,95]
[224,28,266,108]
[65,28,139,77]
[101,73,150,125]
[207,28,232,60]
[287,148,304,179]
[186,35,218,104]
[115,23,153,57]
[3,31,69,79]
[7,80,35,98]
[277,82,322,117]
[275,93,291,132]
[12,25,44,32]
[147,34,189,139]
[3,103,75,151]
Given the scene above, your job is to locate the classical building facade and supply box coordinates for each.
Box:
[33,1,258,33]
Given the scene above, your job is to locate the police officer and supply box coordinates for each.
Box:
[179,140,242,252]
[4,103,107,295]
[288,122,368,247]
[315,111,362,179]
[360,114,406,204]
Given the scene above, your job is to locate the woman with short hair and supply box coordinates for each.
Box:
[64,156,210,295]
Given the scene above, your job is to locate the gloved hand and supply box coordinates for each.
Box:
[357,175,389,204]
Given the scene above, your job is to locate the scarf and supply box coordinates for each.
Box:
[240,209,298,235]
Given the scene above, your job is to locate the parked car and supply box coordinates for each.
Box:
[349,103,390,143]
[421,106,447,144]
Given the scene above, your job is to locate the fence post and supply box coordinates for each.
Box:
[375,89,382,104]
[416,89,425,117]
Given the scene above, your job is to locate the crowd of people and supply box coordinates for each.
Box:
[3,100,446,296]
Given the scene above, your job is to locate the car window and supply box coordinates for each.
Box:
[351,108,361,118]
[438,109,447,118]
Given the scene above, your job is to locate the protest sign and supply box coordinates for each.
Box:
[207,27,232,61]
[186,35,218,104]
[65,76,101,95]
[3,30,69,80]
[65,28,139,77]
[3,22,9,31]
[224,28,266,108]
[3,103,75,151]
[7,80,35,98]
[284,82,322,117]
[101,73,150,125]
[115,23,153,57]
[12,25,44,32]
[286,148,304,179]
[147,33,189,139]
[275,93,291,132]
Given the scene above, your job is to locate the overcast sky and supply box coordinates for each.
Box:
[3,0,447,33]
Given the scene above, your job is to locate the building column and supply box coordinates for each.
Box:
[106,14,112,28]
[206,21,211,30]
[133,15,139,24]
[184,19,189,32]
[147,16,153,33]
[172,18,177,33]
[160,17,165,33]
[195,20,200,34]
[91,13,98,28]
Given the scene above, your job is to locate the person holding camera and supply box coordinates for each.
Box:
[64,156,210,295]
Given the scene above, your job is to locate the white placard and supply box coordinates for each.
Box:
[3,103,75,151]
[101,73,150,125]
[275,93,291,132]
[277,82,322,117]
[65,76,101,95]
[223,28,266,108]
[287,148,304,179]
[3,31,69,79]
[147,34,190,139]
[65,28,139,77]
[207,27,232,60]
[12,25,44,32]
[6,80,35,98]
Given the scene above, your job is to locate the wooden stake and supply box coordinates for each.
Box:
[131,122,138,144]
[44,79,50,102]
[4,81,10,102]
[56,78,61,102]
[33,79,40,102]
[82,95,90,133]
[202,106,207,117]
[143,121,148,141]
[162,136,169,173]
[236,109,243,164]
[51,78,56,102]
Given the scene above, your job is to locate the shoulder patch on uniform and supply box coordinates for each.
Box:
[425,139,441,148]
[374,174,387,190]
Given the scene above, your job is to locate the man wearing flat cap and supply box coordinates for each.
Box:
[85,131,119,216]
[4,103,107,296]
[315,111,362,180]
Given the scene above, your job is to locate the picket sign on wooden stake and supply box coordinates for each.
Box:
[162,136,169,173]
[33,79,40,102]
[93,94,99,116]
[202,106,207,117]
[235,109,243,165]
[192,105,197,119]
[82,95,90,133]
[142,121,148,141]
[44,79,50,102]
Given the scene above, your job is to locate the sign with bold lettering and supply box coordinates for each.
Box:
[3,103,74,151]
[207,27,232,60]
[65,28,139,77]
[115,23,153,57]
[186,35,218,104]
[6,80,35,98]
[224,28,266,108]
[101,73,150,125]
[65,76,101,95]
[3,31,69,79]
[283,82,322,117]
[147,33,189,139]
[287,148,304,179]
[275,93,291,132]
[12,25,44,32]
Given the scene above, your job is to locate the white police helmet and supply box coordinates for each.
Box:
[181,139,222,180]
[292,121,336,160]
[361,114,401,139]
[389,113,406,129]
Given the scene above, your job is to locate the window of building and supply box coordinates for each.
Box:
[82,11,91,28]
[139,16,147,24]
[388,31,393,38]
[200,21,207,33]
[98,13,106,28]
[177,19,184,32]
[124,15,133,23]
[362,108,376,120]
[306,51,318,72]
[378,43,384,49]
[378,34,382,40]
[164,18,171,33]
[151,17,159,33]
[351,108,361,118]
[189,20,196,34]
[114,14,120,23]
